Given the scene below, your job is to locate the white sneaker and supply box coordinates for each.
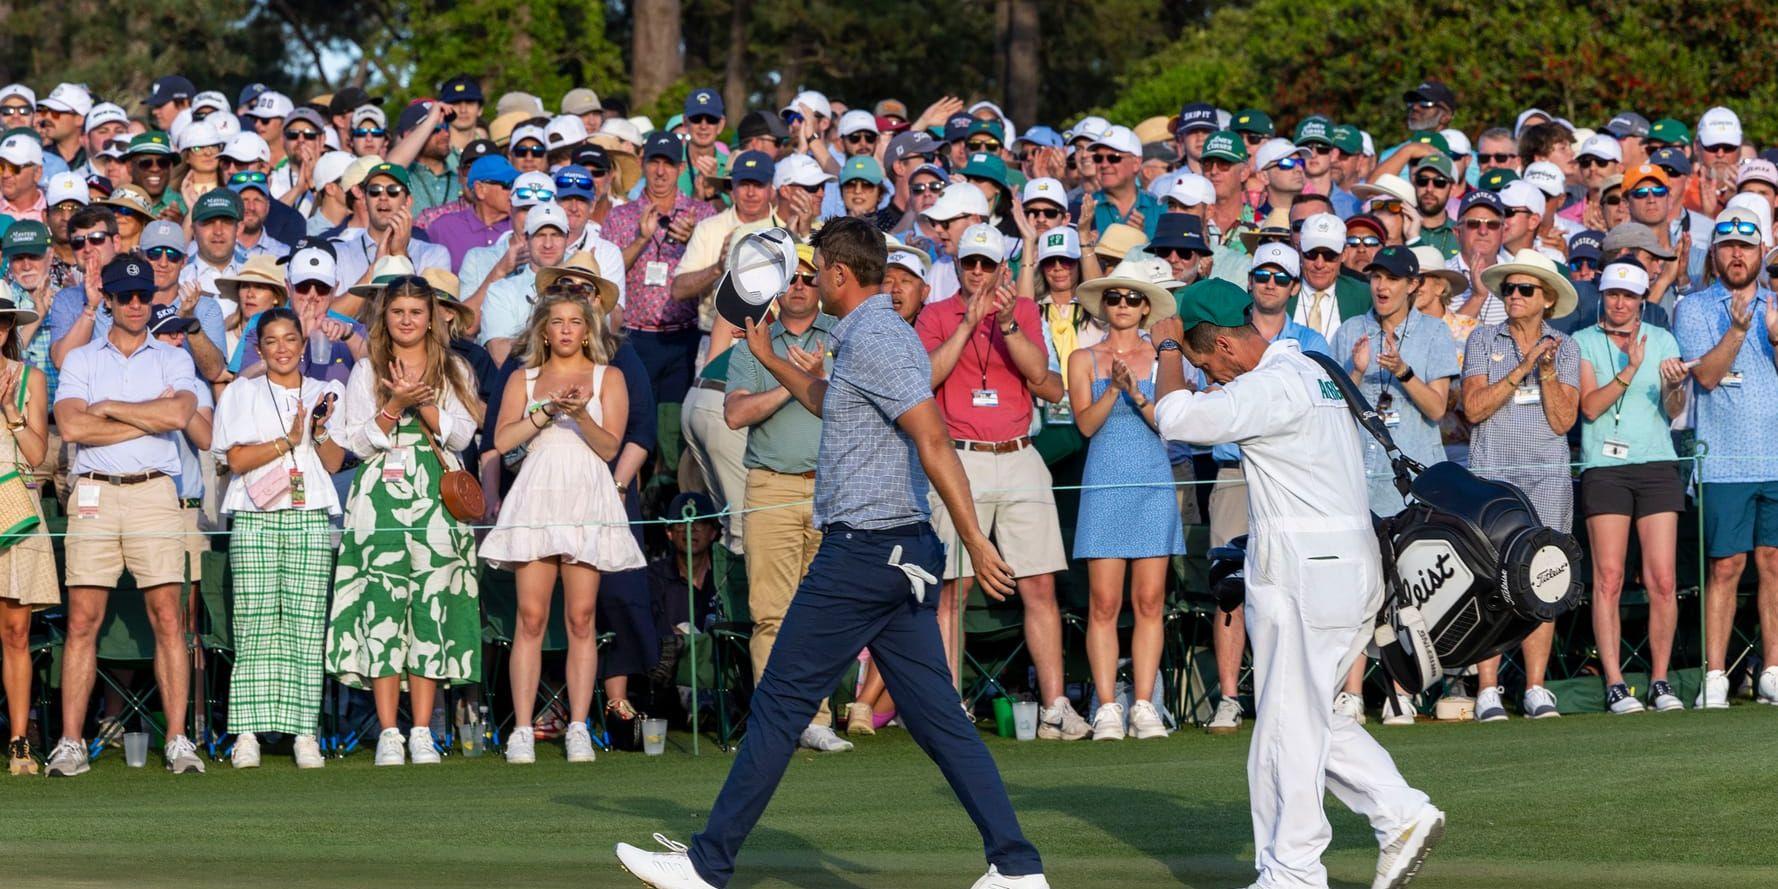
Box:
[1522,685,1560,719]
[374,728,405,766]
[1206,697,1243,735]
[1372,805,1445,889]
[970,864,1052,888]
[408,726,441,764]
[1475,686,1508,722]
[1037,697,1090,740]
[506,725,537,763]
[1696,669,1730,709]
[44,737,90,778]
[1090,702,1126,741]
[1333,691,1366,724]
[231,733,261,769]
[1128,700,1169,739]
[614,834,718,889]
[165,735,206,774]
[1757,667,1778,706]
[1382,693,1417,726]
[798,723,854,752]
[564,722,597,763]
[293,734,325,769]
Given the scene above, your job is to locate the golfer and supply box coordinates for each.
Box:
[1150,277,1443,889]
[615,217,1048,889]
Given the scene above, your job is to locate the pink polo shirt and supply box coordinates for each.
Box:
[915,295,1047,443]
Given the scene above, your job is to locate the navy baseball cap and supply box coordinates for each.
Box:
[553,164,595,201]
[574,145,613,174]
[101,256,154,294]
[1459,189,1506,217]
[145,75,195,108]
[441,75,484,104]
[1650,146,1693,177]
[396,101,435,135]
[1568,229,1604,262]
[237,83,269,110]
[1175,101,1218,134]
[941,113,973,144]
[730,150,774,184]
[684,88,724,119]
[149,304,199,336]
[1365,245,1420,278]
[642,131,682,163]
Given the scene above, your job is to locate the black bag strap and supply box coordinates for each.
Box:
[1299,349,1423,499]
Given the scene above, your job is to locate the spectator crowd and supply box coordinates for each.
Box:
[1,71,1776,778]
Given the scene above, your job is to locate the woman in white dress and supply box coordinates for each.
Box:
[481,285,644,763]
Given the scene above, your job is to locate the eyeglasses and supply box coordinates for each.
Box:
[555,171,595,190]
[108,290,154,305]
[1414,174,1452,189]
[905,182,944,198]
[845,132,878,145]
[133,156,171,170]
[294,280,333,295]
[1373,199,1404,214]
[1628,185,1669,199]
[70,231,113,249]
[960,256,1000,271]
[1500,282,1543,298]
[511,145,548,158]
[144,246,184,262]
[965,139,1002,153]
[229,171,269,185]
[1249,269,1296,286]
[284,129,323,142]
[1152,246,1204,260]
[1269,156,1302,171]
[1345,235,1382,248]
[351,127,387,139]
[364,184,409,198]
[513,185,555,202]
[1715,219,1760,238]
[1462,218,1504,231]
[1576,156,1614,169]
[1101,289,1149,307]
[1025,206,1064,220]
[1568,258,1599,273]
[687,114,721,126]
[1474,153,1516,165]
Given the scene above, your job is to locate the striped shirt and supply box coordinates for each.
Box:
[814,294,934,530]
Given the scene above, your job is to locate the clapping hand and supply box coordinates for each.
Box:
[1625,332,1647,371]
[310,392,336,439]
[285,396,307,444]
[1658,357,1689,385]
[1729,287,1755,332]
[1111,357,1140,398]
[384,358,435,412]
[1351,334,1373,375]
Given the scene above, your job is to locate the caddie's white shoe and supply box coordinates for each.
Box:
[1373,804,1445,889]
[968,864,1051,888]
[615,834,718,889]
[1333,691,1366,724]
[230,733,260,769]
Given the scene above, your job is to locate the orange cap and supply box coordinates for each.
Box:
[1624,163,1669,190]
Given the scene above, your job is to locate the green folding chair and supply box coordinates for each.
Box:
[90,571,189,759]
[480,566,612,749]
[194,550,235,757]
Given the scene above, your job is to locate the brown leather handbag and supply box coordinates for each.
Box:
[417,419,485,524]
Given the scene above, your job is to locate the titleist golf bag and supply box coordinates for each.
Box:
[1207,351,1584,695]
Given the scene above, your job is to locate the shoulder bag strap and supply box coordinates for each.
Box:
[1298,349,1421,499]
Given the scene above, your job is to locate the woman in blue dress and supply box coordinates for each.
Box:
[1068,260,1187,741]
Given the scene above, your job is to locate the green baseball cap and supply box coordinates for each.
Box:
[1293,116,1333,146]
[840,155,885,186]
[1648,118,1690,146]
[191,188,243,223]
[1,220,50,257]
[1200,130,1248,164]
[1476,167,1519,192]
[1228,108,1273,137]
[365,162,410,188]
[960,152,1009,189]
[1329,124,1363,156]
[1177,278,1252,332]
[1412,152,1455,179]
[1406,130,1453,156]
[966,119,1006,145]
[126,130,175,157]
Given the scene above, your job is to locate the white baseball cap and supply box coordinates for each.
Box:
[1520,162,1566,199]
[0,132,42,168]
[1698,106,1743,149]
[1067,115,1111,144]
[352,106,388,129]
[525,201,570,236]
[1250,242,1300,278]
[1298,213,1346,255]
[597,117,644,147]
[1021,176,1066,208]
[247,91,295,121]
[1439,128,1472,157]
[781,90,832,120]
[1737,159,1778,189]
[313,150,357,190]
[886,248,929,281]
[192,90,230,116]
[176,119,225,152]
[920,183,991,221]
[511,171,556,208]
[1090,125,1141,158]
[1499,180,1546,214]
[45,172,89,207]
[1597,259,1650,296]
[1577,134,1623,163]
[209,112,241,142]
[1253,137,1307,171]
[956,223,1008,264]
[1723,194,1771,246]
[1164,173,1214,209]
[1359,130,1376,157]
[222,132,272,164]
[38,83,92,117]
[510,124,547,148]
[287,246,338,288]
[837,109,878,137]
[1035,226,1081,263]
[83,102,128,134]
[0,84,34,107]
[545,115,588,150]
[773,153,835,189]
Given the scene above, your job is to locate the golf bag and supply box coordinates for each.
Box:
[1207,352,1584,695]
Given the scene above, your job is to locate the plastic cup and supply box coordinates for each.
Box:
[1012,701,1039,741]
[642,718,667,756]
[123,732,149,767]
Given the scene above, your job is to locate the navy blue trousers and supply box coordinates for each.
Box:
[627,327,701,406]
[688,523,1042,886]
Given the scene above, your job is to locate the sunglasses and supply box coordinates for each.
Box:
[792,183,823,195]
[511,145,548,158]
[1474,152,1516,165]
[1715,219,1760,237]
[1410,100,1440,110]
[960,256,1000,271]
[1462,218,1504,231]
[351,127,387,139]
[109,290,154,305]
[555,172,595,190]
[1152,246,1205,260]
[294,280,334,295]
[845,132,878,144]
[1577,156,1615,169]
[1345,235,1382,248]
[70,231,113,249]
[1304,248,1341,262]
[1039,257,1077,271]
[908,182,946,196]
[0,161,19,176]
[687,114,721,126]
[229,171,269,185]
[1414,174,1452,189]
[1269,156,1302,171]
[1700,143,1739,155]
[1308,144,1336,156]
[791,273,818,288]
[1568,258,1599,272]
[0,106,30,118]
[284,129,324,142]
[1101,289,1148,307]
[1249,269,1296,286]
[144,246,184,262]
[1025,206,1064,220]
[1596,194,1623,207]
[1500,282,1543,298]
[1374,199,1404,213]
[1240,133,1267,145]
[364,184,408,198]
[1628,185,1669,199]
[133,156,172,170]
[965,139,1002,153]
[1091,152,1128,166]
[545,280,598,297]
[514,186,555,202]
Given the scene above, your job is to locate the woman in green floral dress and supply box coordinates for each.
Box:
[326,275,483,767]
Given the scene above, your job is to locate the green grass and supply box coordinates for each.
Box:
[6,705,1777,889]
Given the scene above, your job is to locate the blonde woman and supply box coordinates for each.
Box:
[327,275,483,766]
[482,274,644,764]
[0,298,53,775]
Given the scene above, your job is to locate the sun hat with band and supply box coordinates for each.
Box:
[1352,173,1414,208]
[419,267,475,330]
[1480,248,1578,318]
[347,255,417,298]
[535,250,621,313]
[1076,257,1180,330]
[1410,245,1467,293]
[0,294,39,326]
[214,255,290,306]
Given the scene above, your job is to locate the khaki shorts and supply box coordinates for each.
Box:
[65,475,188,589]
[1208,465,1250,549]
[928,445,1067,581]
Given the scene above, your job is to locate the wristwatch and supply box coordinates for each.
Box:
[1000,320,1020,336]
[1156,339,1183,353]
[1397,365,1416,383]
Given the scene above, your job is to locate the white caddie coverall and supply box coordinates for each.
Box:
[1155,339,1430,889]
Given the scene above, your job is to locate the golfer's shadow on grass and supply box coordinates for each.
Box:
[555,794,873,889]
[1011,783,1372,889]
